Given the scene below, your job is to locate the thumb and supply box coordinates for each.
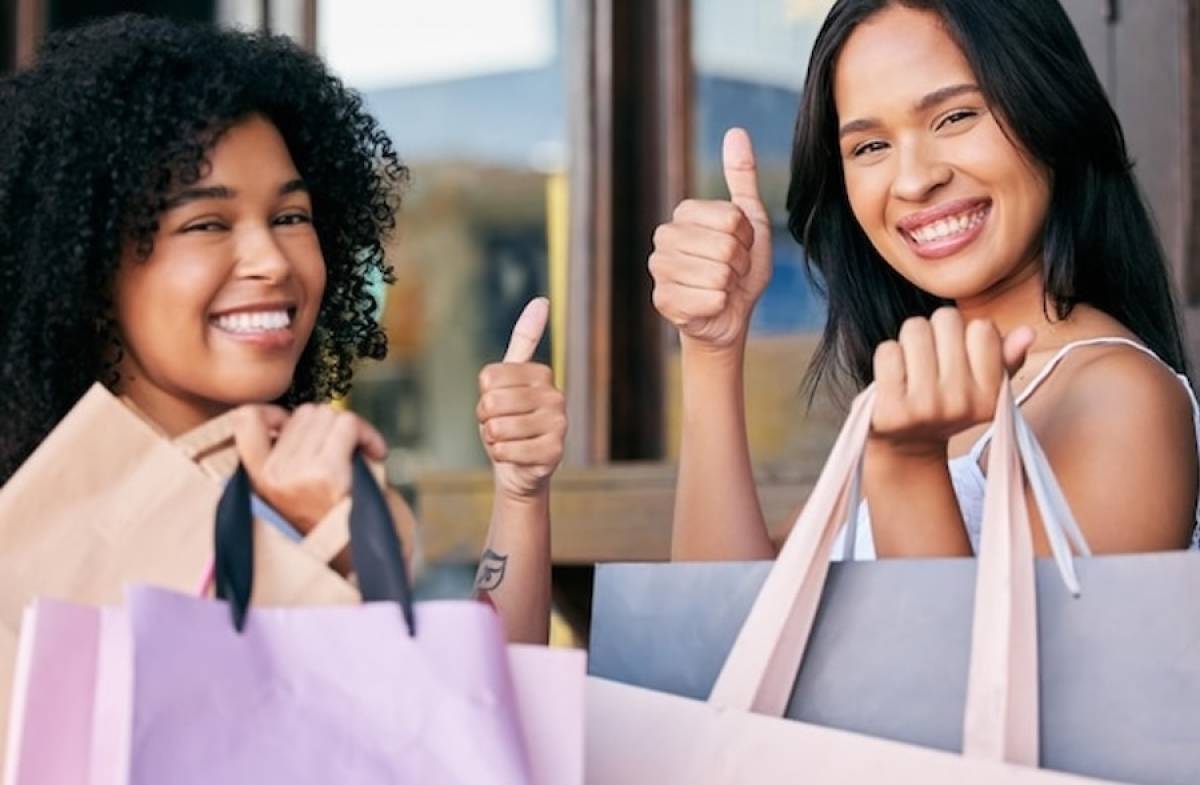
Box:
[231,404,289,476]
[502,297,549,363]
[1002,326,1036,375]
[722,128,768,227]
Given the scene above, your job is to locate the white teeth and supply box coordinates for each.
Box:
[212,309,291,334]
[909,207,987,245]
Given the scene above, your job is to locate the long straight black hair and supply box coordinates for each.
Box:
[789,0,1188,398]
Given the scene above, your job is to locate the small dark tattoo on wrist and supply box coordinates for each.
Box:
[474,549,509,591]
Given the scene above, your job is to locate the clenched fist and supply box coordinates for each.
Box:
[477,297,567,500]
[650,128,774,349]
[871,308,1035,456]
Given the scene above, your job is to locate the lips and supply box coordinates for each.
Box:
[898,198,992,260]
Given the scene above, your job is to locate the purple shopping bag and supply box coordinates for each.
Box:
[5,596,585,785]
[121,585,531,783]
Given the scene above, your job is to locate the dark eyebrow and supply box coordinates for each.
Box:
[163,179,306,209]
[913,82,981,113]
[163,185,234,210]
[838,83,982,139]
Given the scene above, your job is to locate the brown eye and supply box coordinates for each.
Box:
[936,110,977,130]
[182,220,226,233]
[274,212,312,226]
[853,140,888,158]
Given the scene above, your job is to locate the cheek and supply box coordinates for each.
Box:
[843,167,891,240]
[113,254,225,339]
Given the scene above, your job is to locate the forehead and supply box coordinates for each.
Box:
[833,6,976,121]
[196,115,298,180]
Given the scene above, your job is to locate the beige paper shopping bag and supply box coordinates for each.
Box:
[0,384,377,752]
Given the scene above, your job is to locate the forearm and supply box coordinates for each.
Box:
[476,488,551,644]
[864,443,972,557]
[672,338,774,560]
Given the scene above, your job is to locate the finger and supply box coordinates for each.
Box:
[965,319,1004,392]
[503,297,549,364]
[231,405,289,476]
[652,283,728,326]
[1002,326,1036,375]
[478,387,542,421]
[479,362,553,393]
[296,404,338,457]
[666,203,755,253]
[322,411,388,463]
[649,253,738,292]
[873,340,906,394]
[482,411,562,444]
[898,317,937,403]
[722,128,769,226]
[929,308,969,387]
[488,432,563,466]
[651,224,752,275]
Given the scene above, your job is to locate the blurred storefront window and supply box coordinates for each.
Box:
[318,0,568,484]
[666,0,840,464]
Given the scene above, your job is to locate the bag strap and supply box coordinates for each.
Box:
[214,452,415,635]
[709,380,1088,767]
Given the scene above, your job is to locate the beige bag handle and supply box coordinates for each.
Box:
[708,381,1088,766]
[172,412,240,479]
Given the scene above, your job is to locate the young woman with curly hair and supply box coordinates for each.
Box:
[0,15,562,643]
[652,0,1199,560]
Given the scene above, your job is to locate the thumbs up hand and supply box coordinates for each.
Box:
[650,128,774,350]
[477,297,567,500]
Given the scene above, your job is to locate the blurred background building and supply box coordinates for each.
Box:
[4,0,1199,640]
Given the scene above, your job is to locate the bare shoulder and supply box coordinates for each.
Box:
[1032,343,1198,551]
[1053,344,1194,435]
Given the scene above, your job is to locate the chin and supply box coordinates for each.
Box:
[209,379,296,408]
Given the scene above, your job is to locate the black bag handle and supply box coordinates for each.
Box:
[214,453,416,636]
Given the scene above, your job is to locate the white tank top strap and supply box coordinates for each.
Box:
[965,336,1186,459]
[1013,336,1166,406]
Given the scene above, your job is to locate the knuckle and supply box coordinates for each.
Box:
[721,205,744,235]
[909,396,940,423]
[899,316,930,339]
[942,391,970,421]
[716,234,740,261]
[930,306,961,326]
[965,318,999,344]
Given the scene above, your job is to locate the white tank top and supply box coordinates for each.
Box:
[840,337,1200,560]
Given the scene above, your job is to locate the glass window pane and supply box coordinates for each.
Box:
[667,0,840,464]
[319,0,567,481]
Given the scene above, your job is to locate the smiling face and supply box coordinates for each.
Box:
[112,114,326,434]
[834,5,1052,304]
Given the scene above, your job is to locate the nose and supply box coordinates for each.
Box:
[233,225,292,284]
[890,137,952,203]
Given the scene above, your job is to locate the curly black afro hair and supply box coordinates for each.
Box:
[0,14,407,483]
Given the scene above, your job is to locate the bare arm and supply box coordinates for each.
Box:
[673,339,774,559]
[651,129,778,561]
[475,298,564,644]
[475,491,551,644]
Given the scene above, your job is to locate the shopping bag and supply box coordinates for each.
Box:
[5,451,583,785]
[586,383,1158,783]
